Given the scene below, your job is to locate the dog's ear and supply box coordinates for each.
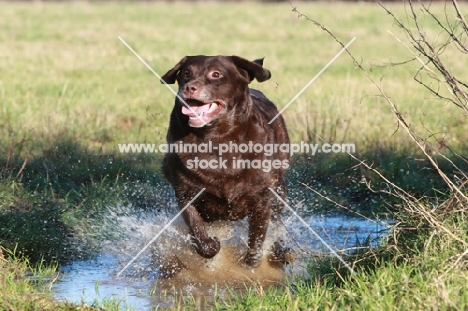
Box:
[231,56,271,83]
[253,58,264,66]
[160,57,188,84]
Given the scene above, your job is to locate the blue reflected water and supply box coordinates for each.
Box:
[52,214,392,309]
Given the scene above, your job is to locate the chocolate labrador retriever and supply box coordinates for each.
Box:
[161,55,291,268]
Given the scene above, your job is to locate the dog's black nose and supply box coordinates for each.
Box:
[184,83,198,96]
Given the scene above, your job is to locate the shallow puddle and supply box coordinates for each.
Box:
[52,211,391,309]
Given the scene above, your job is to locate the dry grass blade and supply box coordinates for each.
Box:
[442,248,468,277]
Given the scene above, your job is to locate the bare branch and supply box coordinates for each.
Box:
[421,1,468,54]
[380,0,468,113]
[289,1,468,205]
[453,0,468,34]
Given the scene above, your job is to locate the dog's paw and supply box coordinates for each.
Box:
[270,240,297,265]
[241,249,262,268]
[194,236,220,259]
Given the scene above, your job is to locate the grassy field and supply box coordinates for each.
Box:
[1,1,467,150]
[1,1,467,310]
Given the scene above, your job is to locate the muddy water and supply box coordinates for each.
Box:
[52,208,391,310]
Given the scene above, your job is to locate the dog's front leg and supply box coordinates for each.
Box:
[243,207,271,268]
[183,205,220,259]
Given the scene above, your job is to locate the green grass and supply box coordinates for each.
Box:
[1,1,467,152]
[0,246,106,310]
[0,1,467,310]
[214,203,468,311]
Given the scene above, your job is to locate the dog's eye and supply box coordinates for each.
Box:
[183,70,191,80]
[210,71,222,79]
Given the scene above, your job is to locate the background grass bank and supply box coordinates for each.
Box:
[1,1,467,150]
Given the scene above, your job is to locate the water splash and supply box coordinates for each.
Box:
[103,205,290,288]
[53,199,391,308]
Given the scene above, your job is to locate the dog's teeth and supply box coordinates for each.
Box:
[208,103,218,113]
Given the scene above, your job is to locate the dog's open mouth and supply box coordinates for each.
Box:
[181,99,226,127]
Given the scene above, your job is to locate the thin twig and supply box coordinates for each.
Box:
[290,1,468,204]
[453,0,468,34]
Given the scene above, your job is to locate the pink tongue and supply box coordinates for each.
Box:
[181,103,211,116]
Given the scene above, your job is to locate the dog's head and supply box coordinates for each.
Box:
[161,55,271,128]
